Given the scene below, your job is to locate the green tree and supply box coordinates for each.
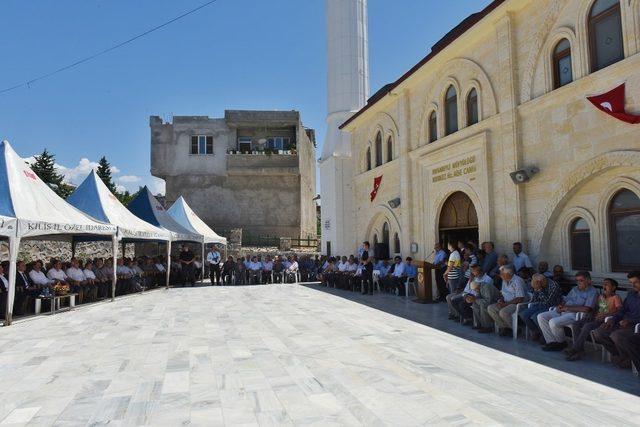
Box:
[116,186,143,206]
[96,156,117,194]
[30,149,72,198]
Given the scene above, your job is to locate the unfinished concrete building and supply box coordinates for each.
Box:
[150,110,317,240]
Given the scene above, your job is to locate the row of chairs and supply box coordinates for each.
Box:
[508,289,638,375]
[371,271,417,297]
[223,269,301,285]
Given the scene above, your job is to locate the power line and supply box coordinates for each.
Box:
[0,0,221,95]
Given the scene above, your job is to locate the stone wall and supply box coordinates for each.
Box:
[151,110,317,240]
[342,0,640,284]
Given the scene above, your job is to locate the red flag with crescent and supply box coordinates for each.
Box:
[587,83,640,124]
[370,175,382,202]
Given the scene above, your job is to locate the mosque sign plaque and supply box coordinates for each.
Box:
[431,155,477,183]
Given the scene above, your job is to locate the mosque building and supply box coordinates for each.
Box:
[323,0,640,281]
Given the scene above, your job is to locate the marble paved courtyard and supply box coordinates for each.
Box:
[0,284,639,426]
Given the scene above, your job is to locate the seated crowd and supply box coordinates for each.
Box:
[204,245,316,286]
[0,255,171,317]
[436,239,640,372]
[312,238,639,372]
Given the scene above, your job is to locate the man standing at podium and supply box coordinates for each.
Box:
[433,243,448,302]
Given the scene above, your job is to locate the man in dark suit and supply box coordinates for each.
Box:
[14,261,34,315]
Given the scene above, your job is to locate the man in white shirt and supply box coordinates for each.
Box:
[93,258,112,299]
[248,256,262,284]
[83,262,97,281]
[262,256,274,284]
[29,261,53,288]
[337,256,349,289]
[47,260,69,284]
[381,256,402,293]
[286,256,299,283]
[116,258,134,295]
[345,256,359,291]
[83,260,98,302]
[512,242,533,273]
[207,246,222,286]
[432,242,448,302]
[66,258,88,302]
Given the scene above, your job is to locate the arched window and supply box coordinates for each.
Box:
[428,111,438,143]
[553,39,573,89]
[570,218,592,271]
[386,136,393,162]
[466,88,479,126]
[366,146,371,171]
[382,222,390,247]
[445,86,458,135]
[609,189,640,271]
[375,132,383,167]
[393,233,400,254]
[589,0,623,72]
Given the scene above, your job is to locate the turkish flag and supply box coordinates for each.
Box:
[587,83,640,124]
[370,175,383,202]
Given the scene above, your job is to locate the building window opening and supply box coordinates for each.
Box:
[191,135,214,155]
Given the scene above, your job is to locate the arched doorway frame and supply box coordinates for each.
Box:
[428,183,489,252]
[363,204,402,257]
[436,191,479,249]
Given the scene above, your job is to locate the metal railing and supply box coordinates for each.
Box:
[291,237,318,248]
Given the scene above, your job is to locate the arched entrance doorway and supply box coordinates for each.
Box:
[438,191,479,249]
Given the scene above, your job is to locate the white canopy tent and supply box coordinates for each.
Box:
[128,187,203,287]
[168,196,227,280]
[67,171,171,242]
[67,171,172,295]
[168,196,226,245]
[0,141,117,325]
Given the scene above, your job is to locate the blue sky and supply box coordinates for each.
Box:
[0,0,491,194]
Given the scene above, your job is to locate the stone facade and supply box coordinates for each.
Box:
[340,0,640,283]
[150,110,317,240]
[0,241,136,263]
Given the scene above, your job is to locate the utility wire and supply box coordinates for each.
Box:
[0,0,221,95]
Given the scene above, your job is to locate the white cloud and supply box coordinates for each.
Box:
[141,177,165,196]
[117,175,141,183]
[55,158,99,184]
[24,154,165,196]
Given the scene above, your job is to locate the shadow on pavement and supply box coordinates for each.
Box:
[301,282,640,397]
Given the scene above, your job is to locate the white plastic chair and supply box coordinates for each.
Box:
[512,302,535,340]
[404,277,416,298]
[545,306,585,344]
[283,270,300,284]
[372,270,381,293]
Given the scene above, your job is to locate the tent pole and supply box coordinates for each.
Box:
[111,236,117,302]
[201,242,205,284]
[166,241,171,289]
[4,236,20,326]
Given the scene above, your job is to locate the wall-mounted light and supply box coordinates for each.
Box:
[388,197,401,209]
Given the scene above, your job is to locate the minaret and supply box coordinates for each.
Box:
[320,0,369,255]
